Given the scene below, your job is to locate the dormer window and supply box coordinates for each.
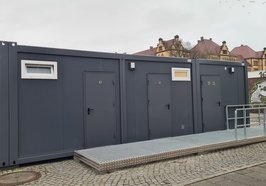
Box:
[222,50,227,55]
[159,46,163,51]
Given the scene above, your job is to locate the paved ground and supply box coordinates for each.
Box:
[1,142,266,185]
[189,163,266,186]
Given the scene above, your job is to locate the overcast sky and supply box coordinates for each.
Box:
[0,0,265,54]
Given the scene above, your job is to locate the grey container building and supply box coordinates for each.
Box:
[0,41,247,168]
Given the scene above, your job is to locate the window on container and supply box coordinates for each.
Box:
[26,65,52,74]
[21,60,58,79]
[171,68,191,81]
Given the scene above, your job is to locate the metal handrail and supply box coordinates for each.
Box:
[226,104,266,129]
[234,107,266,140]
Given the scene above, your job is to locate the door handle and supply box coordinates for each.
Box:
[88,108,94,115]
[165,104,171,110]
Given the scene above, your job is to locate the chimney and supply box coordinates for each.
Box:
[209,38,212,41]
[201,36,204,41]
[222,41,226,44]
[159,38,163,41]
[150,46,153,49]
[264,47,266,51]
[175,35,179,39]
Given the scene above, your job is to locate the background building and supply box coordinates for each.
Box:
[135,35,238,62]
[190,37,238,61]
[135,35,190,58]
[135,35,266,72]
[231,46,266,71]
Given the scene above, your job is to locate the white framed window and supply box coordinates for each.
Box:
[171,67,191,81]
[21,60,58,79]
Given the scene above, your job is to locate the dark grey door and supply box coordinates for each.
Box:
[85,72,116,148]
[148,74,172,139]
[201,75,223,132]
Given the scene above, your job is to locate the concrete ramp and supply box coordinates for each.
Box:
[74,126,266,172]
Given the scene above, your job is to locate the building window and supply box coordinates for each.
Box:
[222,50,227,55]
[21,60,58,79]
[159,46,163,51]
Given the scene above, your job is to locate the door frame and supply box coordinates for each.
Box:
[146,73,172,139]
[200,74,222,132]
[83,71,118,148]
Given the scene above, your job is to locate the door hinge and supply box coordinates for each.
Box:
[200,80,203,85]
[112,80,115,86]
[201,97,203,102]
[147,99,150,105]
[113,103,115,107]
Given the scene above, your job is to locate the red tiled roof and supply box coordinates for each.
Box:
[164,39,173,49]
[190,39,220,58]
[231,45,257,59]
[256,51,263,58]
[134,47,156,56]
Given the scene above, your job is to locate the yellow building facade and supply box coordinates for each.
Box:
[155,35,190,58]
[246,48,266,71]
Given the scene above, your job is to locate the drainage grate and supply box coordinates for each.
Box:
[0,171,41,186]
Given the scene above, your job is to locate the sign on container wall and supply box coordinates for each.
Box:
[248,70,266,103]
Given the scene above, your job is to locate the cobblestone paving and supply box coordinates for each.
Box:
[1,142,266,186]
[189,163,266,186]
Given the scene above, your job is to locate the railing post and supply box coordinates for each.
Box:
[242,105,245,128]
[235,110,238,140]
[259,105,261,125]
[244,109,247,139]
[226,106,229,130]
[264,108,266,136]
